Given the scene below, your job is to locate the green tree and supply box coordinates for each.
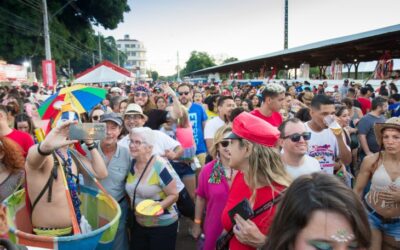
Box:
[0,0,130,77]
[181,51,216,76]
[222,57,238,64]
[150,71,159,81]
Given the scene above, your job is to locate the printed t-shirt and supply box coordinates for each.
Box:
[188,103,208,154]
[250,109,282,127]
[125,156,179,227]
[305,122,340,174]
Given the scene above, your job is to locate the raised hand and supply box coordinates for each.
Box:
[40,120,79,153]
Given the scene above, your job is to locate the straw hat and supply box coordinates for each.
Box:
[374,117,400,146]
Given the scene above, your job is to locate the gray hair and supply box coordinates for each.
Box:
[130,127,156,146]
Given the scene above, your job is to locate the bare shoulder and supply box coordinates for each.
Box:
[360,153,380,171]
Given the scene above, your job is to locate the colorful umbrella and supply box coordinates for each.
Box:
[38,85,107,119]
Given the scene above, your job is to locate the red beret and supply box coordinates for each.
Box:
[225,112,280,147]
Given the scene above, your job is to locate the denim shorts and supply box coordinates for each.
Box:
[170,161,195,179]
[367,206,400,240]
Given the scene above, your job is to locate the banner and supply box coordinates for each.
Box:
[42,60,56,88]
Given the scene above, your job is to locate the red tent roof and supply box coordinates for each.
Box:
[75,60,132,79]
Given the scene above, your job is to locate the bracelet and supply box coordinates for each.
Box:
[194,219,201,224]
[37,142,52,156]
[87,143,97,151]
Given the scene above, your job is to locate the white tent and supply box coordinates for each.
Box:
[74,65,130,84]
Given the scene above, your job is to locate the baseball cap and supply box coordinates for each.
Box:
[225,112,280,147]
[100,112,123,126]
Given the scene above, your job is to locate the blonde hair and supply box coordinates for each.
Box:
[242,140,292,202]
[209,125,232,158]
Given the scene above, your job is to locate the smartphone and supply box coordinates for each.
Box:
[69,123,106,141]
[228,199,254,224]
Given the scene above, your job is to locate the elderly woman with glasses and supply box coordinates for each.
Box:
[191,125,237,250]
[126,127,179,250]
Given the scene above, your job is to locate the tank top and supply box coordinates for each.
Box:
[368,164,400,208]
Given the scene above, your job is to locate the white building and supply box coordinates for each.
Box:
[116,34,147,76]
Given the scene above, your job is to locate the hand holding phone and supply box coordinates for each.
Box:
[69,123,106,141]
[228,199,254,224]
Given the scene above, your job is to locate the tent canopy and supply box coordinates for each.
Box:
[74,60,132,84]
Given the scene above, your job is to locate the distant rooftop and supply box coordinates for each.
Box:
[117,34,138,42]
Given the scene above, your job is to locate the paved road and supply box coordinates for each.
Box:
[176,218,197,250]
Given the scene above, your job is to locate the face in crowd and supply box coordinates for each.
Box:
[133,91,149,107]
[280,121,310,158]
[177,85,192,106]
[124,113,146,131]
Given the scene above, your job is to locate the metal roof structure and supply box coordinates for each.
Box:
[190,24,400,76]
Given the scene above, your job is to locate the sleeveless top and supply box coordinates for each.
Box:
[367,164,400,208]
[0,170,24,202]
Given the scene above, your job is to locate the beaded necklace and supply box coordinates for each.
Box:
[55,149,82,224]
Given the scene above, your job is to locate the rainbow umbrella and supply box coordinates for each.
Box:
[38,85,107,119]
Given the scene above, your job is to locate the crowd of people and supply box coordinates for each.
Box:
[0,78,400,250]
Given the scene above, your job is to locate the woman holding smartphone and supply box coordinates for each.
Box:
[220,112,291,250]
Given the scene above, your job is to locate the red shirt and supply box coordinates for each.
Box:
[357,97,371,115]
[250,109,282,127]
[221,172,285,250]
[6,129,34,157]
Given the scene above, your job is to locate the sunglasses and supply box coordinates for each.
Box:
[178,91,190,96]
[220,140,230,148]
[135,92,147,97]
[282,132,311,142]
[92,115,101,121]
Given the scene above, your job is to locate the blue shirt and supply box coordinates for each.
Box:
[189,103,208,154]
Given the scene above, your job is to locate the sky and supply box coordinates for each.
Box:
[97,0,400,76]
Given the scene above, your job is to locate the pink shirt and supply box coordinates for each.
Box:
[196,160,230,250]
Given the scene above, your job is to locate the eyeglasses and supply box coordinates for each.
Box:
[282,132,311,142]
[178,91,190,96]
[125,114,143,120]
[129,140,145,147]
[135,92,147,97]
[220,140,230,148]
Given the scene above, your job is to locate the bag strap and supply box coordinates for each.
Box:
[220,189,286,249]
[30,154,59,214]
[131,155,154,209]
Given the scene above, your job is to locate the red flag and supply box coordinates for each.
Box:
[42,60,57,89]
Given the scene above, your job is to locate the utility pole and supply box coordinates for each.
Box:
[117,49,120,66]
[284,0,288,49]
[92,53,95,66]
[42,0,52,59]
[98,32,102,62]
[177,51,180,81]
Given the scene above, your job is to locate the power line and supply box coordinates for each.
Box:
[14,0,42,12]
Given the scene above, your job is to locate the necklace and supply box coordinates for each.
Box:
[55,149,82,224]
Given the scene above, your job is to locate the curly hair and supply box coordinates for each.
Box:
[0,137,25,173]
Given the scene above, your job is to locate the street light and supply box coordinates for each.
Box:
[23,61,30,68]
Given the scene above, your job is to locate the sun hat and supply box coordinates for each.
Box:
[374,117,400,147]
[225,112,280,147]
[124,103,147,119]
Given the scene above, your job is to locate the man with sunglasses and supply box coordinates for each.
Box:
[278,118,320,179]
[177,83,208,166]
